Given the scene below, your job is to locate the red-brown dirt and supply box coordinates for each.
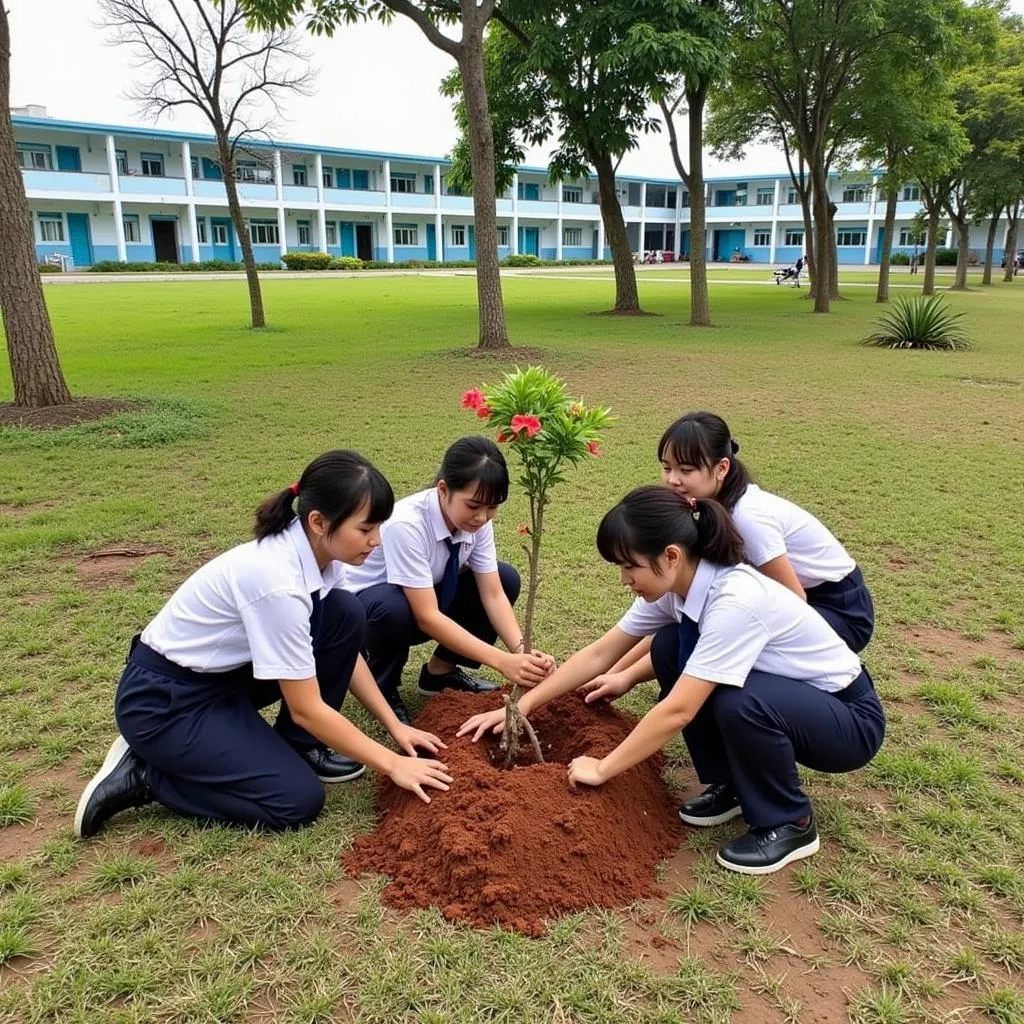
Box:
[345,690,683,936]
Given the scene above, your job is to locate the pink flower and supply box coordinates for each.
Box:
[477,404,492,419]
[587,440,602,457]
[517,523,530,536]
[461,388,485,410]
[510,414,542,438]
[496,430,508,443]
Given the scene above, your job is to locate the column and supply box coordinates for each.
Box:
[314,153,328,252]
[556,181,563,260]
[383,159,394,263]
[105,133,127,262]
[673,184,682,260]
[864,174,878,266]
[274,150,286,258]
[769,177,782,264]
[182,141,201,263]
[639,181,647,256]
[434,162,443,263]
[511,172,520,255]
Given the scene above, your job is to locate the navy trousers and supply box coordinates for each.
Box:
[651,618,885,827]
[806,565,874,653]
[114,589,366,831]
[357,561,521,699]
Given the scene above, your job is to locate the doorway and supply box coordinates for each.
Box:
[66,213,93,267]
[355,224,373,261]
[151,218,179,263]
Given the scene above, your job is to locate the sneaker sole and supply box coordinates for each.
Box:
[74,735,131,839]
[679,804,743,827]
[715,835,821,875]
[316,764,366,784]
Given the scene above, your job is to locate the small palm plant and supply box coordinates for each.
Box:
[863,295,970,350]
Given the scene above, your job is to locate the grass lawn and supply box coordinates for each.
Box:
[1,273,1023,1024]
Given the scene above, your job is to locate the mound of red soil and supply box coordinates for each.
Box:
[345,690,683,936]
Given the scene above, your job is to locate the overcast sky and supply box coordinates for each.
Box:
[10,0,1024,180]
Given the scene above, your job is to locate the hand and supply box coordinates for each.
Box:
[578,672,633,704]
[456,706,507,743]
[567,755,606,789]
[387,754,453,804]
[501,650,553,687]
[393,724,447,758]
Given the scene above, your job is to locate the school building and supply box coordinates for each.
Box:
[11,106,1009,270]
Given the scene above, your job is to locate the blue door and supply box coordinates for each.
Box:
[339,222,355,256]
[680,230,691,257]
[713,229,745,261]
[715,190,736,207]
[519,226,539,256]
[426,223,437,261]
[468,225,476,259]
[210,217,235,260]
[55,146,81,171]
[67,213,93,267]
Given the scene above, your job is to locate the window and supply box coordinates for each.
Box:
[115,149,128,175]
[902,184,920,202]
[517,181,540,200]
[734,185,749,205]
[498,225,509,247]
[898,226,926,246]
[563,227,583,247]
[123,215,140,243]
[787,187,799,204]
[842,184,867,203]
[140,152,164,177]
[248,220,279,245]
[297,220,311,246]
[292,164,307,186]
[753,229,771,246]
[451,224,466,247]
[680,190,690,208]
[38,213,64,241]
[325,221,337,247]
[196,218,208,244]
[236,161,271,183]
[213,222,229,245]
[391,174,416,193]
[423,175,434,194]
[190,156,199,179]
[322,167,333,188]
[837,229,867,246]
[17,143,52,170]
[563,185,583,204]
[756,187,774,206]
[784,228,804,246]
[394,224,418,246]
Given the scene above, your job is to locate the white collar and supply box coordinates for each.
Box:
[681,559,718,623]
[285,516,337,595]
[428,487,471,545]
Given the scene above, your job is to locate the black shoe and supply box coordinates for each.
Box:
[417,664,498,696]
[679,783,742,827]
[299,745,365,784]
[74,735,154,839]
[387,692,412,726]
[716,816,820,875]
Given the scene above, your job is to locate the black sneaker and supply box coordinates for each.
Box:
[679,783,742,827]
[418,664,498,696]
[299,745,365,784]
[716,816,820,875]
[74,735,154,839]
[387,692,412,726]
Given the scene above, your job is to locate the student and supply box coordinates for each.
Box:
[458,487,885,875]
[346,436,554,724]
[74,451,452,839]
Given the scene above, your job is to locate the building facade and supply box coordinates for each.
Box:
[12,108,1009,270]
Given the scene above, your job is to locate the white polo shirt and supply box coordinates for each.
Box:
[344,487,498,593]
[141,517,344,679]
[732,484,856,588]
[618,560,862,693]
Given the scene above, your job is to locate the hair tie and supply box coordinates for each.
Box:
[684,495,701,521]
[730,439,740,455]
[289,482,300,497]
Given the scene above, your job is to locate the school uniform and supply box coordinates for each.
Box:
[102,517,366,833]
[619,560,885,841]
[731,483,874,652]
[345,488,520,709]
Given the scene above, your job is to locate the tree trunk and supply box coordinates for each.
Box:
[1004,207,1019,283]
[950,217,969,290]
[217,141,266,329]
[827,201,841,300]
[685,84,710,327]
[981,209,1000,286]
[593,153,640,312]
[0,9,72,408]
[875,189,898,303]
[799,189,815,299]
[459,24,509,349]
[922,203,940,296]
[810,157,832,313]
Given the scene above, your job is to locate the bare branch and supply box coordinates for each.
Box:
[380,0,462,58]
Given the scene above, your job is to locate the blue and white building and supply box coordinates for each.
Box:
[12,106,1006,269]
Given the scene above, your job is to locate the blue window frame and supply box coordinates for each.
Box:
[325,221,337,246]
[17,142,52,170]
[140,152,164,176]
[122,214,141,243]
[292,164,307,186]
[38,212,64,241]
[352,169,369,190]
[297,220,311,245]
[322,166,333,188]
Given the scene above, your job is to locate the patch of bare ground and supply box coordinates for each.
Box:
[901,623,1019,667]
[0,758,85,863]
[587,308,660,317]
[0,398,138,429]
[443,345,548,362]
[71,544,172,589]
[876,542,932,574]
[0,500,58,518]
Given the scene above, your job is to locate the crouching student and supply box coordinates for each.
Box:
[345,436,554,724]
[74,451,452,839]
[458,486,885,875]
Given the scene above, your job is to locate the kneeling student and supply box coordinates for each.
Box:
[75,451,452,839]
[458,486,885,875]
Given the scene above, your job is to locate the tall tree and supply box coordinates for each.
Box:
[100,0,312,330]
[245,0,513,349]
[0,7,72,408]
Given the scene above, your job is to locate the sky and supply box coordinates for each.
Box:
[9,0,1024,181]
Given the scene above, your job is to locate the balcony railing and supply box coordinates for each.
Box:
[22,169,111,193]
[119,174,187,196]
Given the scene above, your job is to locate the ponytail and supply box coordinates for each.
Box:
[657,411,751,511]
[597,485,746,570]
[254,450,394,542]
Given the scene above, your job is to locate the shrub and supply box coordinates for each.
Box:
[37,263,62,273]
[890,252,910,266]
[504,253,542,267]
[934,248,958,266]
[328,255,364,271]
[281,251,332,271]
[863,295,970,351]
